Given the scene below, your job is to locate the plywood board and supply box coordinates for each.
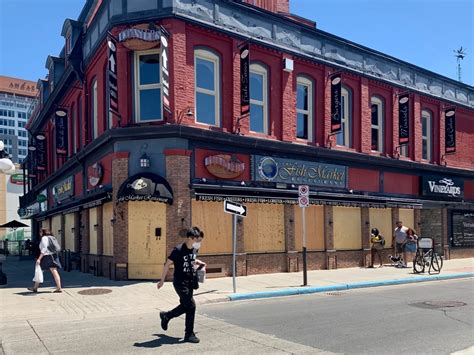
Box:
[333,207,362,250]
[89,207,98,254]
[295,205,325,251]
[399,209,415,231]
[192,200,232,254]
[243,203,285,253]
[128,201,167,279]
[64,213,75,251]
[102,203,113,256]
[369,208,393,247]
[51,215,61,241]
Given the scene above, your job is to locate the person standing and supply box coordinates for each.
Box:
[404,228,418,267]
[157,227,206,343]
[393,221,409,268]
[28,229,62,293]
[368,228,384,268]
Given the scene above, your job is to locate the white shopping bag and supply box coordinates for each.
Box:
[197,267,206,283]
[33,264,43,283]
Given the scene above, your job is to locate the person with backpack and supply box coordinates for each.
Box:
[368,227,385,268]
[28,228,62,293]
[157,226,206,343]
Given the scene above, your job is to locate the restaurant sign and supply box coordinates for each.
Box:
[252,156,347,188]
[421,175,463,199]
[52,176,74,203]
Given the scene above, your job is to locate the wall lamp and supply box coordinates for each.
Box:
[173,107,194,125]
[36,133,46,141]
[140,153,150,168]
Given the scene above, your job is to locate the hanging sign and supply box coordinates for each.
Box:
[330,74,342,134]
[55,109,68,155]
[118,23,160,51]
[398,94,410,145]
[107,36,119,114]
[421,175,463,199]
[117,173,173,204]
[52,176,74,203]
[240,43,250,116]
[36,137,47,171]
[160,26,171,115]
[445,108,456,154]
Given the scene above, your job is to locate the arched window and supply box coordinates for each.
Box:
[296,76,313,140]
[336,86,352,147]
[195,48,220,126]
[371,96,384,152]
[134,50,162,121]
[422,110,432,161]
[90,79,98,139]
[250,63,268,134]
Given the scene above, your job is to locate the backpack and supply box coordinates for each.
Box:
[380,236,386,247]
[47,236,61,253]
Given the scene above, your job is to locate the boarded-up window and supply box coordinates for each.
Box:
[369,208,392,247]
[89,207,98,254]
[295,205,324,251]
[51,215,61,242]
[192,201,232,254]
[243,203,285,253]
[399,208,415,231]
[102,203,113,256]
[64,213,75,251]
[333,207,362,250]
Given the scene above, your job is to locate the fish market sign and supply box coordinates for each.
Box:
[422,175,463,199]
[52,176,74,203]
[253,155,347,188]
[117,173,173,204]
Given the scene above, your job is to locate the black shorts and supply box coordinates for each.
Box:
[40,254,62,270]
[396,243,405,254]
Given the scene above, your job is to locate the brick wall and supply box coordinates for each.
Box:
[420,208,444,255]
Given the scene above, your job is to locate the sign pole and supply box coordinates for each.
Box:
[232,213,237,293]
[302,205,307,286]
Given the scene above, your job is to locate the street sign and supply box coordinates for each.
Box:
[298,195,309,208]
[298,185,309,208]
[224,200,247,217]
[298,185,309,196]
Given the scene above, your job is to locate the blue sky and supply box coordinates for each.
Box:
[0,0,472,85]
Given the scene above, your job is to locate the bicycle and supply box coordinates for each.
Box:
[413,237,443,274]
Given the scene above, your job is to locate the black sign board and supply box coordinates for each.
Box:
[240,44,250,116]
[330,74,342,134]
[398,94,410,145]
[107,36,119,114]
[224,200,247,217]
[451,211,474,248]
[445,108,456,154]
[160,26,171,116]
[52,176,74,203]
[36,137,47,171]
[421,175,463,199]
[55,109,68,155]
[117,173,173,204]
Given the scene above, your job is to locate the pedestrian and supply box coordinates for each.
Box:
[368,228,384,268]
[157,226,206,343]
[404,228,418,267]
[392,220,409,267]
[27,229,62,293]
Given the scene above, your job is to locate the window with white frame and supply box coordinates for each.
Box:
[195,49,220,126]
[134,50,162,121]
[250,63,268,134]
[422,110,432,161]
[91,79,98,139]
[336,86,351,147]
[371,96,384,152]
[296,76,313,140]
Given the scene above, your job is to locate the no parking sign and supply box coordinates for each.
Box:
[298,185,309,208]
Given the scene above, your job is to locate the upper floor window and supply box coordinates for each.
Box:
[371,96,384,152]
[195,49,220,126]
[296,76,313,140]
[134,50,162,121]
[336,86,352,147]
[250,63,268,134]
[91,79,98,139]
[422,110,432,161]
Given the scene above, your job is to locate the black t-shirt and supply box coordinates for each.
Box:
[168,243,197,282]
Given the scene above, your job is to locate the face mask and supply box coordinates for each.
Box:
[192,242,201,250]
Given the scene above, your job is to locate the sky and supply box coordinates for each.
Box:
[0,0,473,85]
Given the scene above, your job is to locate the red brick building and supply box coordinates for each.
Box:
[20,0,473,280]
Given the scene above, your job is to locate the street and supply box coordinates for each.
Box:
[201,279,474,354]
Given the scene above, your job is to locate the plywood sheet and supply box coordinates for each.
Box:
[399,209,415,231]
[295,205,325,251]
[333,207,362,250]
[192,200,232,254]
[89,207,98,254]
[369,208,393,247]
[64,213,75,251]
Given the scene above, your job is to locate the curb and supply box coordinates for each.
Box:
[228,272,474,301]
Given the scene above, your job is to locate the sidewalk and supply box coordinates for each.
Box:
[0,257,472,323]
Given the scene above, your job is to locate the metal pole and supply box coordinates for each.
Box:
[232,213,237,293]
[302,206,307,286]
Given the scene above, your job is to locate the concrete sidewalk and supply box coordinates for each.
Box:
[0,257,472,322]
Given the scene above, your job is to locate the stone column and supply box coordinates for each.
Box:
[112,152,130,280]
[79,209,90,272]
[285,204,298,272]
[361,207,371,267]
[442,208,449,259]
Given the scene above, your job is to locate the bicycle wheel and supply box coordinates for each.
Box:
[413,253,424,273]
[431,254,443,273]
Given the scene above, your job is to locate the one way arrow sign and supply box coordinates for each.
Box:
[224,200,247,217]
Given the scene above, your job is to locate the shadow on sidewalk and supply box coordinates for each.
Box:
[133,334,182,348]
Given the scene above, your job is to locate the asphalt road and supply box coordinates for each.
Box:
[201,279,474,354]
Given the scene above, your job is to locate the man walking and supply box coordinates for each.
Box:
[393,221,408,267]
[157,227,206,343]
